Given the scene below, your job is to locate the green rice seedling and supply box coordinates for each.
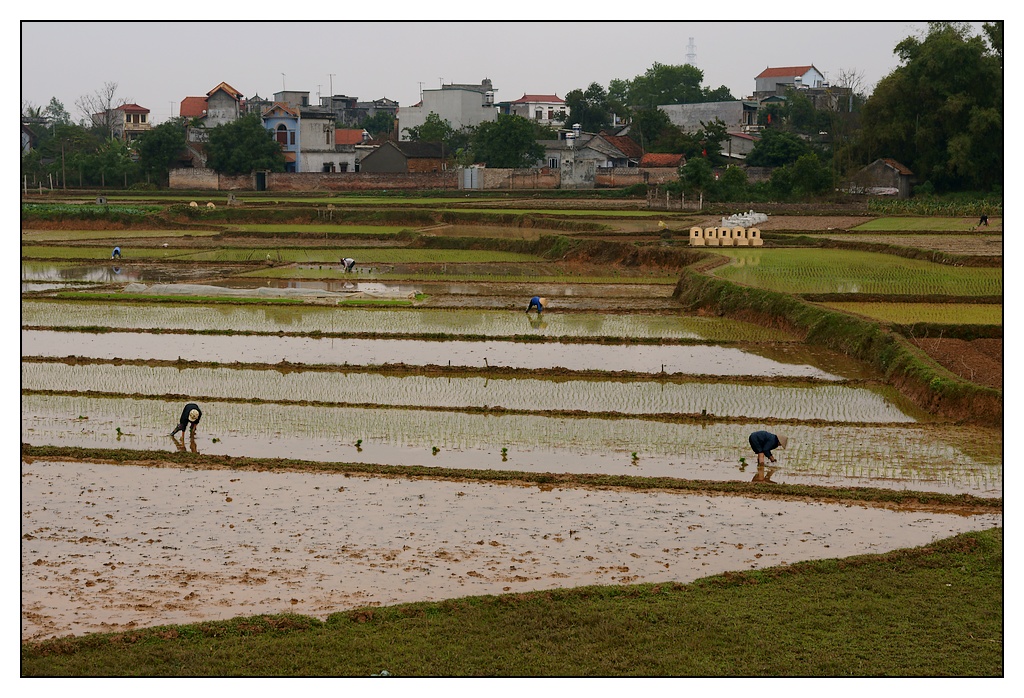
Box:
[712,249,1001,296]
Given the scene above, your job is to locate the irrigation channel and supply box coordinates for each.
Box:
[21,220,1003,643]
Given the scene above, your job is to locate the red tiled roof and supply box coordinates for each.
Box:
[756,66,815,79]
[511,94,564,104]
[601,134,644,159]
[180,97,208,118]
[639,153,684,168]
[336,129,366,145]
[208,82,244,99]
[263,102,299,117]
[882,158,914,175]
[116,103,149,113]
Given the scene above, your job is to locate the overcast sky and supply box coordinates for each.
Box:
[20,20,989,125]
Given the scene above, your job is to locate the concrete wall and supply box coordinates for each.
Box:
[639,167,681,185]
[169,168,456,191]
[660,101,746,133]
[595,168,644,188]
[399,88,497,136]
[205,92,239,127]
[472,168,560,190]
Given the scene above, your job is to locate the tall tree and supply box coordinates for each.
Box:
[746,129,812,167]
[359,111,394,140]
[76,81,124,138]
[858,22,1002,191]
[135,118,187,184]
[563,83,612,133]
[44,98,72,126]
[205,114,286,175]
[471,115,545,168]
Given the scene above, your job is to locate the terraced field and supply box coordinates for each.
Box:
[20,206,1002,643]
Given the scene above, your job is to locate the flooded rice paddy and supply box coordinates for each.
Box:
[23,300,796,342]
[21,215,1002,643]
[21,394,1000,495]
[21,459,1001,641]
[22,362,923,423]
[23,329,849,378]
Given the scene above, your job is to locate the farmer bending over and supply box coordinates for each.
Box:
[748,430,787,466]
[111,246,121,259]
[526,296,546,313]
[342,257,356,272]
[171,402,203,437]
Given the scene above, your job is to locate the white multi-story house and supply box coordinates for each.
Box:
[753,65,827,99]
[398,78,498,139]
[501,93,567,125]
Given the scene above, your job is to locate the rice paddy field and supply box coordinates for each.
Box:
[711,248,1002,296]
[20,205,1002,647]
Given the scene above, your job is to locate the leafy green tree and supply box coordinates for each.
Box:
[626,63,705,107]
[698,119,729,164]
[471,115,545,168]
[716,166,749,201]
[789,153,833,195]
[90,138,135,187]
[135,118,186,184]
[44,98,72,126]
[206,114,285,175]
[563,83,612,133]
[359,111,394,139]
[858,22,1002,191]
[680,157,714,194]
[630,107,670,151]
[746,129,812,167]
[403,112,453,142]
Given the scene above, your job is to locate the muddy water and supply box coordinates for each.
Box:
[21,395,1001,495]
[23,301,795,342]
[21,459,1001,642]
[20,263,245,284]
[22,362,921,423]
[209,279,679,299]
[22,330,845,378]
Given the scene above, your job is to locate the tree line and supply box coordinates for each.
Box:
[22,22,1001,197]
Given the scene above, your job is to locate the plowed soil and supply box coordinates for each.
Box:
[912,338,1002,389]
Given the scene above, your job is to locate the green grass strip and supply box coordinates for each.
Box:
[21,527,1002,676]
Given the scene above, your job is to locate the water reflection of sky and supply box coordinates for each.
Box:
[22,329,844,378]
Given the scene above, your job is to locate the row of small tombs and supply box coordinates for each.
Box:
[689,227,763,246]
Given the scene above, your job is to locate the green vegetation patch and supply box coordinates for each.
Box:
[21,246,196,261]
[178,248,545,263]
[821,302,1003,325]
[851,217,993,232]
[21,229,221,242]
[227,224,409,234]
[20,528,1002,676]
[712,248,1002,296]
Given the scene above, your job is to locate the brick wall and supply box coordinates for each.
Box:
[595,168,645,188]
[477,168,560,190]
[265,171,457,191]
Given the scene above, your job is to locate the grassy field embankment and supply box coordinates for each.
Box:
[21,528,1002,676]
[671,270,1001,423]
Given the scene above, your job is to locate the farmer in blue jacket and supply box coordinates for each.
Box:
[526,296,546,313]
[748,430,788,466]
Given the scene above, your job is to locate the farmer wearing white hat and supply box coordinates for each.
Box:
[526,296,547,313]
[171,402,203,437]
[748,430,788,466]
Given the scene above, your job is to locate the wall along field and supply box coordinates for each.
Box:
[20,204,1001,646]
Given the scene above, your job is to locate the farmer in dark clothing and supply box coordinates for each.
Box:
[526,296,546,313]
[979,214,989,226]
[748,430,788,466]
[170,402,202,437]
[111,246,121,259]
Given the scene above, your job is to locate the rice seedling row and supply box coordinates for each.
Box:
[812,233,1002,256]
[819,302,1003,325]
[22,361,921,423]
[850,217,999,232]
[712,249,1002,296]
[20,394,1000,495]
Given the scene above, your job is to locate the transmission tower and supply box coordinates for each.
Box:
[686,37,697,65]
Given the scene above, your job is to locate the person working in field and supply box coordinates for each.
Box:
[342,257,356,272]
[748,430,788,466]
[526,296,547,313]
[171,402,203,438]
[111,246,121,259]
